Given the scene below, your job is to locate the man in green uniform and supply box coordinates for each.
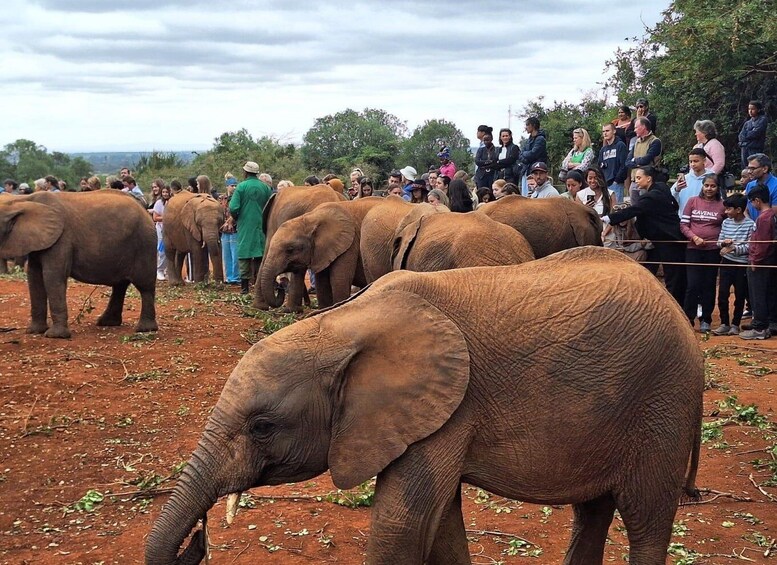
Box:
[229,161,273,294]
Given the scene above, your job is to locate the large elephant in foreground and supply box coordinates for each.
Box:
[253,184,347,311]
[260,197,383,309]
[478,195,602,257]
[0,191,157,338]
[146,247,703,565]
[163,192,225,284]
[392,211,535,271]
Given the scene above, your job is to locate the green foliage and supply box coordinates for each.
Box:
[301,108,406,178]
[521,95,614,177]
[605,0,777,171]
[324,479,375,508]
[0,139,92,190]
[397,119,473,175]
[68,490,104,513]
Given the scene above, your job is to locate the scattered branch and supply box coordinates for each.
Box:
[465,529,536,548]
[680,488,753,505]
[748,474,777,503]
[20,395,40,436]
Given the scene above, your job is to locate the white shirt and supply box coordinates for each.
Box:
[577,188,615,215]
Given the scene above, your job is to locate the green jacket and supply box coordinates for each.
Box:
[229,177,272,259]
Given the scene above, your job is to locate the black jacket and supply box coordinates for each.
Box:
[493,143,521,182]
[474,144,500,188]
[607,182,682,242]
[519,129,548,168]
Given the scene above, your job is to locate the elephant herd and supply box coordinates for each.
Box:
[253,185,603,313]
[0,187,705,565]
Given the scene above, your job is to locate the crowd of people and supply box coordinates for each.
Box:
[2,98,774,338]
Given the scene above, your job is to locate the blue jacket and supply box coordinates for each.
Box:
[745,173,777,220]
[738,115,768,152]
[519,129,547,168]
[598,140,628,184]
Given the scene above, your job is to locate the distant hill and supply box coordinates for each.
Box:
[69,151,196,174]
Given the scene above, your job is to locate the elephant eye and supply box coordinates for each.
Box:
[249,418,275,438]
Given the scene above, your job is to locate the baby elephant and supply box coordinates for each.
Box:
[0,191,158,338]
[146,247,703,565]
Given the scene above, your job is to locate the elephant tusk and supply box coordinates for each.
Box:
[225,492,241,525]
[202,514,210,564]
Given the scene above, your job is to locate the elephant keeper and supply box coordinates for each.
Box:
[229,161,273,294]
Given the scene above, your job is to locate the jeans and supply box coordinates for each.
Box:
[221,232,239,283]
[747,262,777,330]
[521,175,529,197]
[683,248,719,324]
[718,258,748,326]
[609,182,624,203]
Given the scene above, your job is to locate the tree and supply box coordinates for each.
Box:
[398,119,473,175]
[0,139,92,190]
[301,108,405,176]
[605,0,777,170]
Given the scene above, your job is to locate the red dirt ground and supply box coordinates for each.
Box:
[0,275,775,564]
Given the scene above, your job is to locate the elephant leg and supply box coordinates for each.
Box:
[97,281,130,326]
[428,487,470,565]
[562,493,616,565]
[26,258,49,334]
[314,269,333,308]
[191,244,208,283]
[615,482,679,564]
[133,280,158,333]
[0,259,7,274]
[366,439,467,564]
[41,263,70,339]
[282,272,305,314]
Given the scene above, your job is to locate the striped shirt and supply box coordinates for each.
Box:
[717,216,755,264]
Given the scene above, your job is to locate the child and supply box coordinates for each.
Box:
[712,193,754,335]
[741,184,776,340]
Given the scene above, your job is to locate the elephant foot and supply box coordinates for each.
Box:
[44,326,72,339]
[26,322,49,335]
[280,305,303,314]
[135,319,159,333]
[252,299,271,310]
[97,315,123,327]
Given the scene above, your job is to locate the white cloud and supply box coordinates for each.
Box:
[0,0,667,151]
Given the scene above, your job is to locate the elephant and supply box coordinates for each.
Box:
[146,246,703,565]
[392,211,535,272]
[0,191,158,338]
[253,184,347,311]
[260,196,384,310]
[359,196,448,283]
[163,192,225,284]
[478,194,603,258]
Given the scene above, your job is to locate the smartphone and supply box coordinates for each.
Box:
[587,195,595,203]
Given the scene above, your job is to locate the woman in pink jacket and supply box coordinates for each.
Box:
[693,120,725,175]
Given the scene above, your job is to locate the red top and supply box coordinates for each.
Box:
[680,196,725,250]
[749,208,776,265]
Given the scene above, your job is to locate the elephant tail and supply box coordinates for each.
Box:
[682,421,701,500]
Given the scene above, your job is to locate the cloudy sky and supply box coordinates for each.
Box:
[1,0,667,153]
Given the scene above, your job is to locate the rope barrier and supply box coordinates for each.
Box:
[636,261,777,269]
[616,239,777,244]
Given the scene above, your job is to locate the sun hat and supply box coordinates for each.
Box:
[530,162,548,173]
[225,177,238,186]
[437,146,451,160]
[243,161,260,174]
[399,166,417,181]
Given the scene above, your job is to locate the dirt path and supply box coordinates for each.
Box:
[0,276,775,564]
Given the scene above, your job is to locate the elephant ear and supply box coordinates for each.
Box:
[0,201,64,257]
[181,198,203,242]
[308,206,355,273]
[193,196,224,234]
[565,202,603,246]
[262,193,276,235]
[391,217,423,271]
[324,289,470,489]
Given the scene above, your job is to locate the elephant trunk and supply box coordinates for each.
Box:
[145,435,223,565]
[259,256,286,308]
[204,229,223,283]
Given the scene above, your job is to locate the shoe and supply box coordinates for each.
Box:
[308,286,316,294]
[711,324,731,336]
[728,325,740,335]
[156,275,167,281]
[240,279,250,295]
[741,323,752,331]
[739,328,770,340]
[742,310,752,318]
[699,322,711,333]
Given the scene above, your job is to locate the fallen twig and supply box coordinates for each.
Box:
[748,473,777,502]
[681,488,753,505]
[465,529,537,547]
[231,543,251,563]
[764,537,777,558]
[73,287,98,325]
[20,395,40,436]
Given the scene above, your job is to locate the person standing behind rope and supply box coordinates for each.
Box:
[229,161,273,294]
